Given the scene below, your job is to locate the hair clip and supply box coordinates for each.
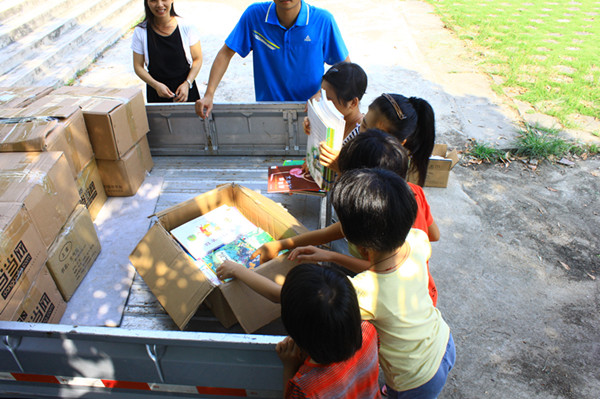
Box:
[382,93,406,121]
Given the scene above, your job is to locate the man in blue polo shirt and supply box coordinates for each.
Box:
[195,0,349,118]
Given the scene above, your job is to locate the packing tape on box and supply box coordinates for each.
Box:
[88,95,138,143]
[0,119,58,150]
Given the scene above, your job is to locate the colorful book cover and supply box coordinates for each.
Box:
[306,90,345,191]
[170,205,257,260]
[201,228,275,283]
[267,165,322,193]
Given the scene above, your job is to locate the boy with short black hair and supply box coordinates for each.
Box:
[277,264,381,398]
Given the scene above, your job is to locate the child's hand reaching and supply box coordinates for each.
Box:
[318,142,340,173]
[251,241,282,265]
[215,260,245,280]
[303,117,311,135]
[288,245,333,263]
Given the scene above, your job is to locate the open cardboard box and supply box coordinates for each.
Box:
[407,144,460,188]
[130,183,309,333]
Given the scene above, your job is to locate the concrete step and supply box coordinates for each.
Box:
[0,0,141,87]
[0,0,43,22]
[0,0,122,76]
[0,0,82,48]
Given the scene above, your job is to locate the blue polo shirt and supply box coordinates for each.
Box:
[225,1,349,101]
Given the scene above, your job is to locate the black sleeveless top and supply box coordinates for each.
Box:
[147,25,189,80]
[146,25,200,103]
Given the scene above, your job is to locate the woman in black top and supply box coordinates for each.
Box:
[132,0,202,102]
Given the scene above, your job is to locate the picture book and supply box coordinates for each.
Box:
[170,205,257,260]
[267,164,322,193]
[200,228,275,283]
[306,89,345,190]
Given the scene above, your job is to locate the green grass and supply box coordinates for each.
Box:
[467,141,509,162]
[426,0,600,127]
[514,124,581,158]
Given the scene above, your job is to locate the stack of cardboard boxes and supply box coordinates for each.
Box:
[0,85,153,323]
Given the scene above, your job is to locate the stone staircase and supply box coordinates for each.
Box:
[0,0,142,87]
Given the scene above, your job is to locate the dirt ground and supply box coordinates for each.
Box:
[75,1,600,397]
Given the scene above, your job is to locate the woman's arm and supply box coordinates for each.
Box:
[175,41,203,102]
[132,52,174,99]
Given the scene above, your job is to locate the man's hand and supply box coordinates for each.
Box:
[303,116,311,135]
[195,94,214,119]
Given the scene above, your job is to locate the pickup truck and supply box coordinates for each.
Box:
[0,102,324,398]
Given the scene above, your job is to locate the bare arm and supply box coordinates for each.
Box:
[133,52,174,99]
[428,220,440,242]
[195,44,236,118]
[252,223,345,264]
[216,261,282,303]
[288,245,371,274]
[174,41,203,102]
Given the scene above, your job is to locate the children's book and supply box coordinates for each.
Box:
[200,228,275,284]
[170,205,257,260]
[267,164,322,193]
[306,90,345,190]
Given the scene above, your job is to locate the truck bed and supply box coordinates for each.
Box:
[121,155,324,335]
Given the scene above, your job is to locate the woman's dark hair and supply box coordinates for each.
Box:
[139,0,179,28]
[322,62,368,106]
[281,264,362,365]
[338,129,409,179]
[332,168,417,252]
[369,94,435,186]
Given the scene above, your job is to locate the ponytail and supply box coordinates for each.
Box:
[369,94,436,187]
[406,97,435,187]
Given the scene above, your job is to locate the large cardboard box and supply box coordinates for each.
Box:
[0,102,94,178]
[129,183,309,333]
[96,135,153,196]
[0,152,80,248]
[0,265,66,323]
[0,86,53,108]
[76,158,107,220]
[50,86,149,160]
[46,205,101,301]
[407,144,460,188]
[0,202,48,316]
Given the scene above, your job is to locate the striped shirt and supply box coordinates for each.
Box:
[286,322,381,399]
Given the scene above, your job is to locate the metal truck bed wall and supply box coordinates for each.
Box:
[0,103,318,398]
[146,102,307,156]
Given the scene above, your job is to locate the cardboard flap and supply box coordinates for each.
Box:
[218,256,295,333]
[0,118,58,151]
[129,223,214,329]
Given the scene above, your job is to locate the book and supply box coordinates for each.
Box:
[170,205,257,260]
[200,228,275,283]
[267,164,322,193]
[306,89,345,190]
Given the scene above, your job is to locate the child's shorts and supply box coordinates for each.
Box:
[386,333,456,399]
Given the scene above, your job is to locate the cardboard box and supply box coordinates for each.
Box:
[407,144,460,188]
[50,86,149,160]
[76,158,107,220]
[0,202,48,315]
[0,265,66,323]
[46,205,101,301]
[0,86,53,108]
[96,135,153,196]
[0,152,80,248]
[0,102,94,178]
[129,183,309,333]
